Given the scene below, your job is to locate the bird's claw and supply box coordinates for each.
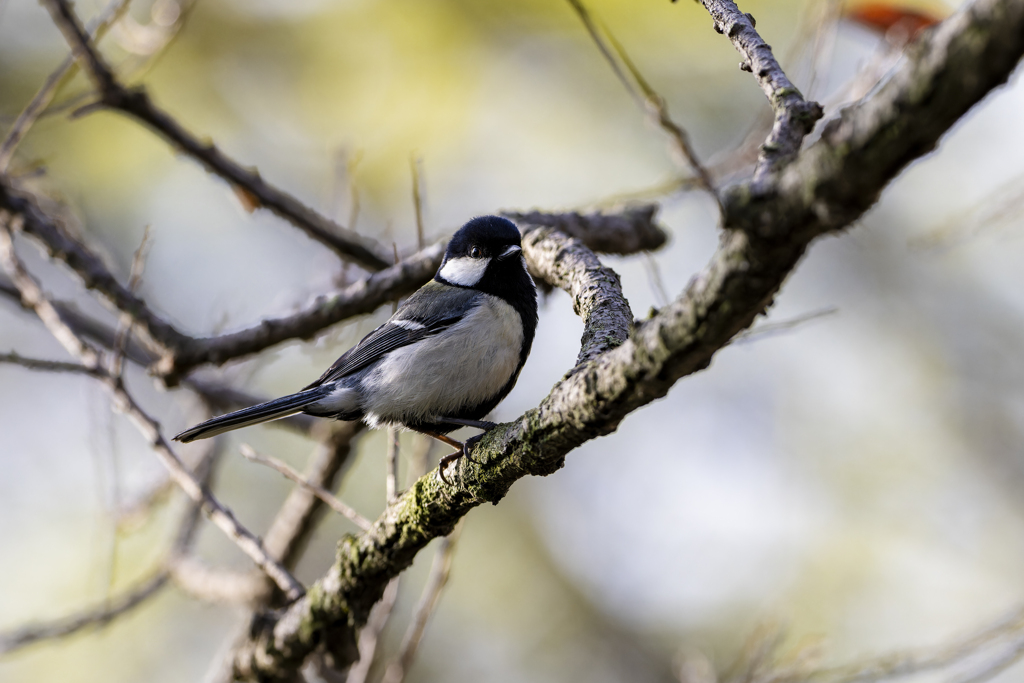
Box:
[437,434,487,484]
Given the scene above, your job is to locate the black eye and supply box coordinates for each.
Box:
[470,246,483,258]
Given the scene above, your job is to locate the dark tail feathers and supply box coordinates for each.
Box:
[173,387,330,443]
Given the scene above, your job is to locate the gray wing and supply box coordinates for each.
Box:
[304,282,483,388]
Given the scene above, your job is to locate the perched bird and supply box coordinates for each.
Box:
[174,216,538,482]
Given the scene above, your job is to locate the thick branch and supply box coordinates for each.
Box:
[230,0,1024,678]
[230,227,635,680]
[521,226,633,364]
[695,0,824,180]
[39,0,393,270]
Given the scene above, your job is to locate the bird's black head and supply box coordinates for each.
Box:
[436,216,529,293]
[436,214,537,335]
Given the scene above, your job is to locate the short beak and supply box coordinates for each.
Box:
[498,245,522,260]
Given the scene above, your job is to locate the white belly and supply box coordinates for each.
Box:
[361,294,523,426]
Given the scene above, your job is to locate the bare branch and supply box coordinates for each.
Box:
[169,557,269,606]
[240,444,371,531]
[38,0,393,270]
[0,432,223,654]
[411,155,425,249]
[110,225,151,378]
[0,570,170,655]
[731,306,838,345]
[0,0,131,172]
[521,226,634,364]
[504,204,668,255]
[0,350,101,376]
[565,0,719,203]
[386,428,401,504]
[344,578,401,683]
[0,177,192,361]
[381,528,460,683]
[693,0,824,181]
[157,242,445,382]
[260,423,366,569]
[0,221,305,601]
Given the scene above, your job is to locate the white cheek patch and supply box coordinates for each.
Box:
[439,256,490,287]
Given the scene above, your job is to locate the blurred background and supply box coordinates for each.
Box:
[2,0,1024,681]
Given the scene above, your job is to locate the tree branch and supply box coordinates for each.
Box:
[0,177,192,360]
[694,0,824,181]
[240,444,372,531]
[0,571,169,654]
[0,0,131,172]
[0,220,305,601]
[521,226,634,364]
[503,204,668,254]
[0,432,223,654]
[38,0,393,270]
[228,0,1024,677]
[564,0,719,202]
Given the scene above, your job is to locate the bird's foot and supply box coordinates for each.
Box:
[437,432,489,484]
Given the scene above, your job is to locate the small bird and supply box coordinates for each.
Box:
[174,216,538,482]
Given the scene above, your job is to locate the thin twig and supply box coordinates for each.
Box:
[0,0,131,172]
[0,221,304,600]
[410,155,426,249]
[345,578,401,683]
[731,306,838,345]
[110,225,151,378]
[565,0,719,208]
[0,570,169,655]
[38,0,392,270]
[381,526,461,683]
[239,444,371,531]
[0,350,101,376]
[0,434,224,654]
[386,429,401,504]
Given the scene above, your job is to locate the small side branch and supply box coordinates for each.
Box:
[0,571,169,654]
[0,350,102,376]
[694,0,824,180]
[565,0,719,202]
[0,0,131,172]
[381,530,460,683]
[157,242,445,382]
[240,444,372,531]
[38,0,392,270]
